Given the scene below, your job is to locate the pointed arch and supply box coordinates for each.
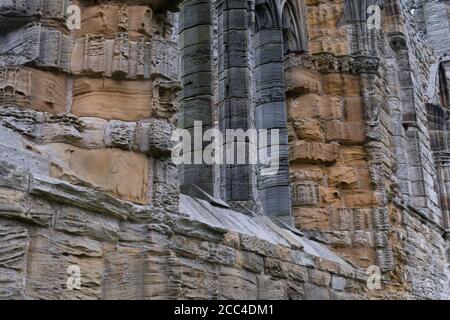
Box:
[281,0,307,55]
[254,0,280,32]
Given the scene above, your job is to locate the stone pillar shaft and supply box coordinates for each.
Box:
[217,0,253,202]
[253,12,292,225]
[179,0,215,195]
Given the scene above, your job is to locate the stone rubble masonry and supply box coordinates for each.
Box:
[0,0,449,300]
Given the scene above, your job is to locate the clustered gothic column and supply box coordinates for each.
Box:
[389,33,442,222]
[178,0,293,224]
[216,0,254,204]
[254,0,292,225]
[342,0,397,271]
[427,102,450,228]
[179,0,215,195]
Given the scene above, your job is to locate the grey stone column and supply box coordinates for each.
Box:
[179,0,215,195]
[392,38,441,220]
[253,1,292,225]
[435,156,450,229]
[216,0,253,204]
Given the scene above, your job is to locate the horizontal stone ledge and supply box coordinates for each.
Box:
[29,174,134,221]
[0,157,157,222]
[393,198,447,234]
[72,35,179,81]
[0,0,67,20]
[284,53,381,75]
[173,215,229,242]
[0,105,176,157]
[91,0,182,12]
[0,23,74,72]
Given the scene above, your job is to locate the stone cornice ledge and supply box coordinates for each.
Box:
[0,159,172,222]
[393,197,447,235]
[284,52,381,75]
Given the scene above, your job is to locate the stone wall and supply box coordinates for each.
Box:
[0,157,374,299]
[0,0,449,300]
[285,0,449,299]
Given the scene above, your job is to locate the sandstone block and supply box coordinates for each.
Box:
[236,250,264,274]
[320,186,342,206]
[177,258,219,300]
[288,94,343,120]
[331,276,347,291]
[171,235,236,266]
[342,191,378,208]
[344,97,364,122]
[257,275,287,300]
[322,74,360,96]
[75,5,156,40]
[71,35,151,80]
[72,78,153,121]
[54,205,120,242]
[0,222,28,299]
[328,166,359,187]
[292,119,324,141]
[325,121,366,145]
[291,182,320,206]
[0,188,53,226]
[0,67,67,113]
[308,269,331,287]
[290,141,340,164]
[0,0,66,19]
[304,283,330,300]
[38,143,149,204]
[218,267,257,300]
[335,247,376,269]
[285,67,322,94]
[102,245,149,299]
[340,146,367,166]
[293,208,329,230]
[26,233,102,299]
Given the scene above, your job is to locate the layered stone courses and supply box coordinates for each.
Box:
[0,0,449,300]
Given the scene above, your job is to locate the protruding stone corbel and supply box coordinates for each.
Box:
[152,79,181,119]
[389,31,407,51]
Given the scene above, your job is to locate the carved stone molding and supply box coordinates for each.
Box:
[0,23,74,72]
[284,53,380,75]
[389,31,407,51]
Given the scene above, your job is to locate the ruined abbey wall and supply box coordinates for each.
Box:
[0,0,448,300]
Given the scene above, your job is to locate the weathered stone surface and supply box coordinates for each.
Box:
[285,68,322,94]
[257,275,287,300]
[289,94,343,120]
[219,267,257,300]
[236,250,264,274]
[39,143,149,204]
[72,78,153,121]
[26,233,103,299]
[0,187,53,226]
[0,0,448,302]
[0,24,74,72]
[304,283,330,300]
[0,222,28,299]
[54,205,120,242]
[290,141,340,164]
[0,67,67,113]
